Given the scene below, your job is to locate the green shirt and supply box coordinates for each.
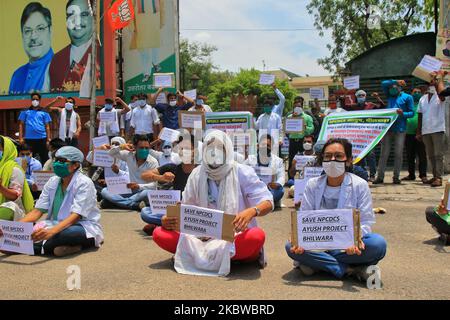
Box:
[287,113,315,139]
[406,102,419,135]
[50,182,66,221]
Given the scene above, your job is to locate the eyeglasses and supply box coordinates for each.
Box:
[23,25,50,38]
[323,152,347,162]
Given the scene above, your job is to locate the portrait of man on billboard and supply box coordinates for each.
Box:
[49,0,100,92]
[9,2,54,95]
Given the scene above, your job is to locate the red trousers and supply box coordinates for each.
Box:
[153,227,265,261]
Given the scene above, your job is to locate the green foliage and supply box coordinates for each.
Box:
[307,0,437,74]
[208,69,297,115]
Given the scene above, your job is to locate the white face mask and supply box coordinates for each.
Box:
[65,102,74,111]
[169,100,177,107]
[303,143,313,151]
[31,100,40,107]
[163,147,172,156]
[322,161,346,178]
[205,146,225,168]
[294,107,303,115]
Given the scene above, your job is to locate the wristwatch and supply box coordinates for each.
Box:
[253,207,261,217]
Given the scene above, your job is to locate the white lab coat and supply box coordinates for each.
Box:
[245,154,285,186]
[35,171,104,247]
[300,173,375,236]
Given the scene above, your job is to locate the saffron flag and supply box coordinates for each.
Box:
[107,0,135,30]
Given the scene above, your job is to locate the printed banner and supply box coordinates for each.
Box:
[318,109,398,163]
[436,0,450,83]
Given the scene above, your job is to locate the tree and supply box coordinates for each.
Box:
[179,39,233,95]
[208,69,297,114]
[307,0,437,74]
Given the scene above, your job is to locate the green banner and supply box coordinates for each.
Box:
[318,109,398,163]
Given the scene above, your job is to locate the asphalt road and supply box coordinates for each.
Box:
[1,193,449,300]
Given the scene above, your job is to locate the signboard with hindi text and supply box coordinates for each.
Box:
[291,209,361,251]
[167,203,235,242]
[295,155,317,171]
[412,55,444,82]
[318,109,398,163]
[153,73,174,88]
[105,171,131,195]
[0,220,34,255]
[93,150,115,168]
[293,166,323,203]
[205,112,253,132]
[259,73,275,85]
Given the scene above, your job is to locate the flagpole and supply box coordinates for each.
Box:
[89,0,98,149]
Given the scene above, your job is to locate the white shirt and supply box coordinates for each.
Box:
[255,112,283,143]
[109,146,159,189]
[130,105,160,134]
[188,104,213,112]
[418,93,447,135]
[245,154,285,186]
[324,107,346,116]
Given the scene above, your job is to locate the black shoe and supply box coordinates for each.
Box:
[372,178,384,184]
[401,175,415,181]
[439,233,449,245]
[393,178,401,184]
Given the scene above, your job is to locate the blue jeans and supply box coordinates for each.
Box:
[285,233,387,279]
[140,207,163,226]
[286,179,295,188]
[34,223,95,255]
[101,188,149,210]
[361,151,377,178]
[269,184,284,203]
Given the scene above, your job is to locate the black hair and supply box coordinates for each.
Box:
[317,138,352,166]
[139,93,148,100]
[294,96,304,102]
[167,92,176,99]
[18,143,32,153]
[259,134,272,144]
[49,138,67,150]
[133,134,150,145]
[105,98,114,104]
[66,96,76,104]
[31,92,41,100]
[66,0,93,11]
[130,94,138,100]
[21,2,52,31]
[303,134,314,140]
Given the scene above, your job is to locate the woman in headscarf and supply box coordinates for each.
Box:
[0,136,34,221]
[152,130,274,275]
[16,146,104,257]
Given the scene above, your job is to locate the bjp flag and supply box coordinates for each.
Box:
[107,0,135,30]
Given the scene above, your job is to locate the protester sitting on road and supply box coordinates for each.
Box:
[140,135,198,236]
[287,135,316,187]
[149,139,182,167]
[43,138,67,171]
[152,130,273,271]
[0,136,34,221]
[17,143,43,198]
[245,134,285,208]
[425,200,450,245]
[99,134,158,211]
[285,138,387,282]
[13,146,104,257]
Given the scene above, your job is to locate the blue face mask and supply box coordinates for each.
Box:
[0,151,3,161]
[105,104,113,111]
[196,99,204,106]
[22,155,31,162]
[357,97,366,104]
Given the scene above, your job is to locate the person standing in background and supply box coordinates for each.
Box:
[18,92,52,164]
[402,87,427,183]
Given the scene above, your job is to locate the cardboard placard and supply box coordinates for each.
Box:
[99,111,116,123]
[31,171,54,191]
[93,149,115,168]
[167,204,235,242]
[343,75,360,90]
[105,172,132,195]
[443,182,450,211]
[412,55,444,82]
[291,209,361,251]
[0,220,34,255]
[148,190,181,216]
[178,111,206,129]
[153,73,174,88]
[92,135,110,148]
[284,117,305,134]
[259,73,275,85]
[158,127,181,143]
